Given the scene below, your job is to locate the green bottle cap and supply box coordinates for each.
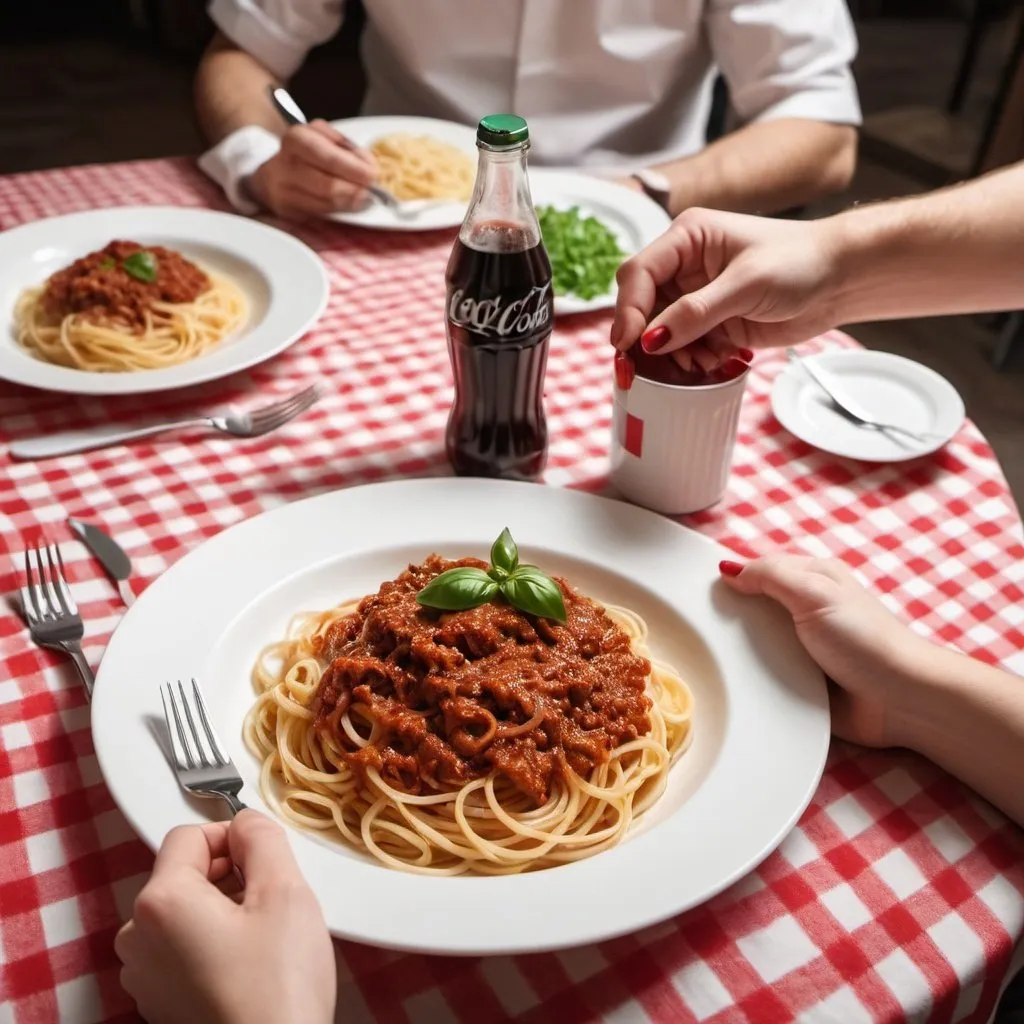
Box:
[477,114,529,148]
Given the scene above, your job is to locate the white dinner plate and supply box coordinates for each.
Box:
[92,478,828,956]
[772,349,965,462]
[530,169,672,316]
[327,115,478,233]
[0,207,329,396]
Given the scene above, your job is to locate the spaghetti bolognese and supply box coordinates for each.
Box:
[14,240,246,372]
[243,553,693,875]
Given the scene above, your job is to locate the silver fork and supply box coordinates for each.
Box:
[8,383,321,461]
[20,539,94,698]
[785,349,943,445]
[160,679,246,815]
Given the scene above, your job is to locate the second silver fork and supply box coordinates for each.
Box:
[9,383,321,460]
[20,538,94,698]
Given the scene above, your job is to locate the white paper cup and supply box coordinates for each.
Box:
[610,364,750,515]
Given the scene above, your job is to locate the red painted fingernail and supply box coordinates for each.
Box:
[640,325,670,354]
[719,560,744,577]
[614,352,635,391]
[739,348,755,362]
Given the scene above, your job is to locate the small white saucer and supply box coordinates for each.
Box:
[771,349,965,462]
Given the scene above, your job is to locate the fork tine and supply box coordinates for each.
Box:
[19,586,39,626]
[191,678,229,766]
[50,543,78,616]
[178,679,211,768]
[36,542,64,619]
[22,548,43,622]
[250,385,319,430]
[290,386,320,413]
[249,403,299,432]
[252,393,319,435]
[248,387,305,421]
[41,544,73,618]
[260,389,315,425]
[166,682,199,769]
[161,684,190,770]
[249,396,307,431]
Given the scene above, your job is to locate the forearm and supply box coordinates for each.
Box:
[194,32,283,144]
[652,119,856,217]
[827,161,1024,323]
[895,645,1024,828]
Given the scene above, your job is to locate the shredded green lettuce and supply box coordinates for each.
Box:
[537,205,625,301]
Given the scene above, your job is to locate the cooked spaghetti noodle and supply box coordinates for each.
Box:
[14,240,246,373]
[243,556,693,875]
[369,133,474,201]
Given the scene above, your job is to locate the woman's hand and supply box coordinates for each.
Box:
[718,555,935,748]
[247,119,378,219]
[612,208,848,369]
[116,810,336,1024]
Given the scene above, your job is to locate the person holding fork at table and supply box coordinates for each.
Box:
[114,161,1024,1023]
[193,0,861,220]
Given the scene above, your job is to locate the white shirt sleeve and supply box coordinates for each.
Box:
[207,0,345,79]
[198,0,345,211]
[706,0,862,127]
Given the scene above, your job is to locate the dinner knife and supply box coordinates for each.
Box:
[68,517,134,607]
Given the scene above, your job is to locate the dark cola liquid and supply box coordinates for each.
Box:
[445,221,553,480]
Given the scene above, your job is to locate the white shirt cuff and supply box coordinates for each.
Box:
[197,125,282,214]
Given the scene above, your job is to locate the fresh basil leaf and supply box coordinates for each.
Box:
[416,567,498,611]
[490,527,518,575]
[99,256,116,270]
[122,251,158,283]
[487,565,509,583]
[501,566,566,623]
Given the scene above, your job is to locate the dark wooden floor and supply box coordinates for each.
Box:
[0,13,1020,508]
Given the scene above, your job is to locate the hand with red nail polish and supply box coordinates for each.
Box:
[717,555,935,749]
[611,207,847,361]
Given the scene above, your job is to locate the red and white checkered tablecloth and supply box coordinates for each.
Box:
[1,158,1023,1024]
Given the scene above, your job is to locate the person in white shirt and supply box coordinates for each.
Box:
[195,0,862,220]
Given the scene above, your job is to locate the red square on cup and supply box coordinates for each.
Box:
[624,413,644,457]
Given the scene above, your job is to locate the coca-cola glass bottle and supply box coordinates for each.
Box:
[444,114,553,480]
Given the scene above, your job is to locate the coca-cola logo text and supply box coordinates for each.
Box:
[448,283,552,338]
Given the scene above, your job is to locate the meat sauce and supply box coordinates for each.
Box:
[311,556,652,805]
[41,240,209,333]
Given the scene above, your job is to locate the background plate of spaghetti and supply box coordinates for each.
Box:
[0,206,328,395]
[92,479,829,956]
[326,115,478,231]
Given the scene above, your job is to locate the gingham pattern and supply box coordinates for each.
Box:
[1,159,1023,1024]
